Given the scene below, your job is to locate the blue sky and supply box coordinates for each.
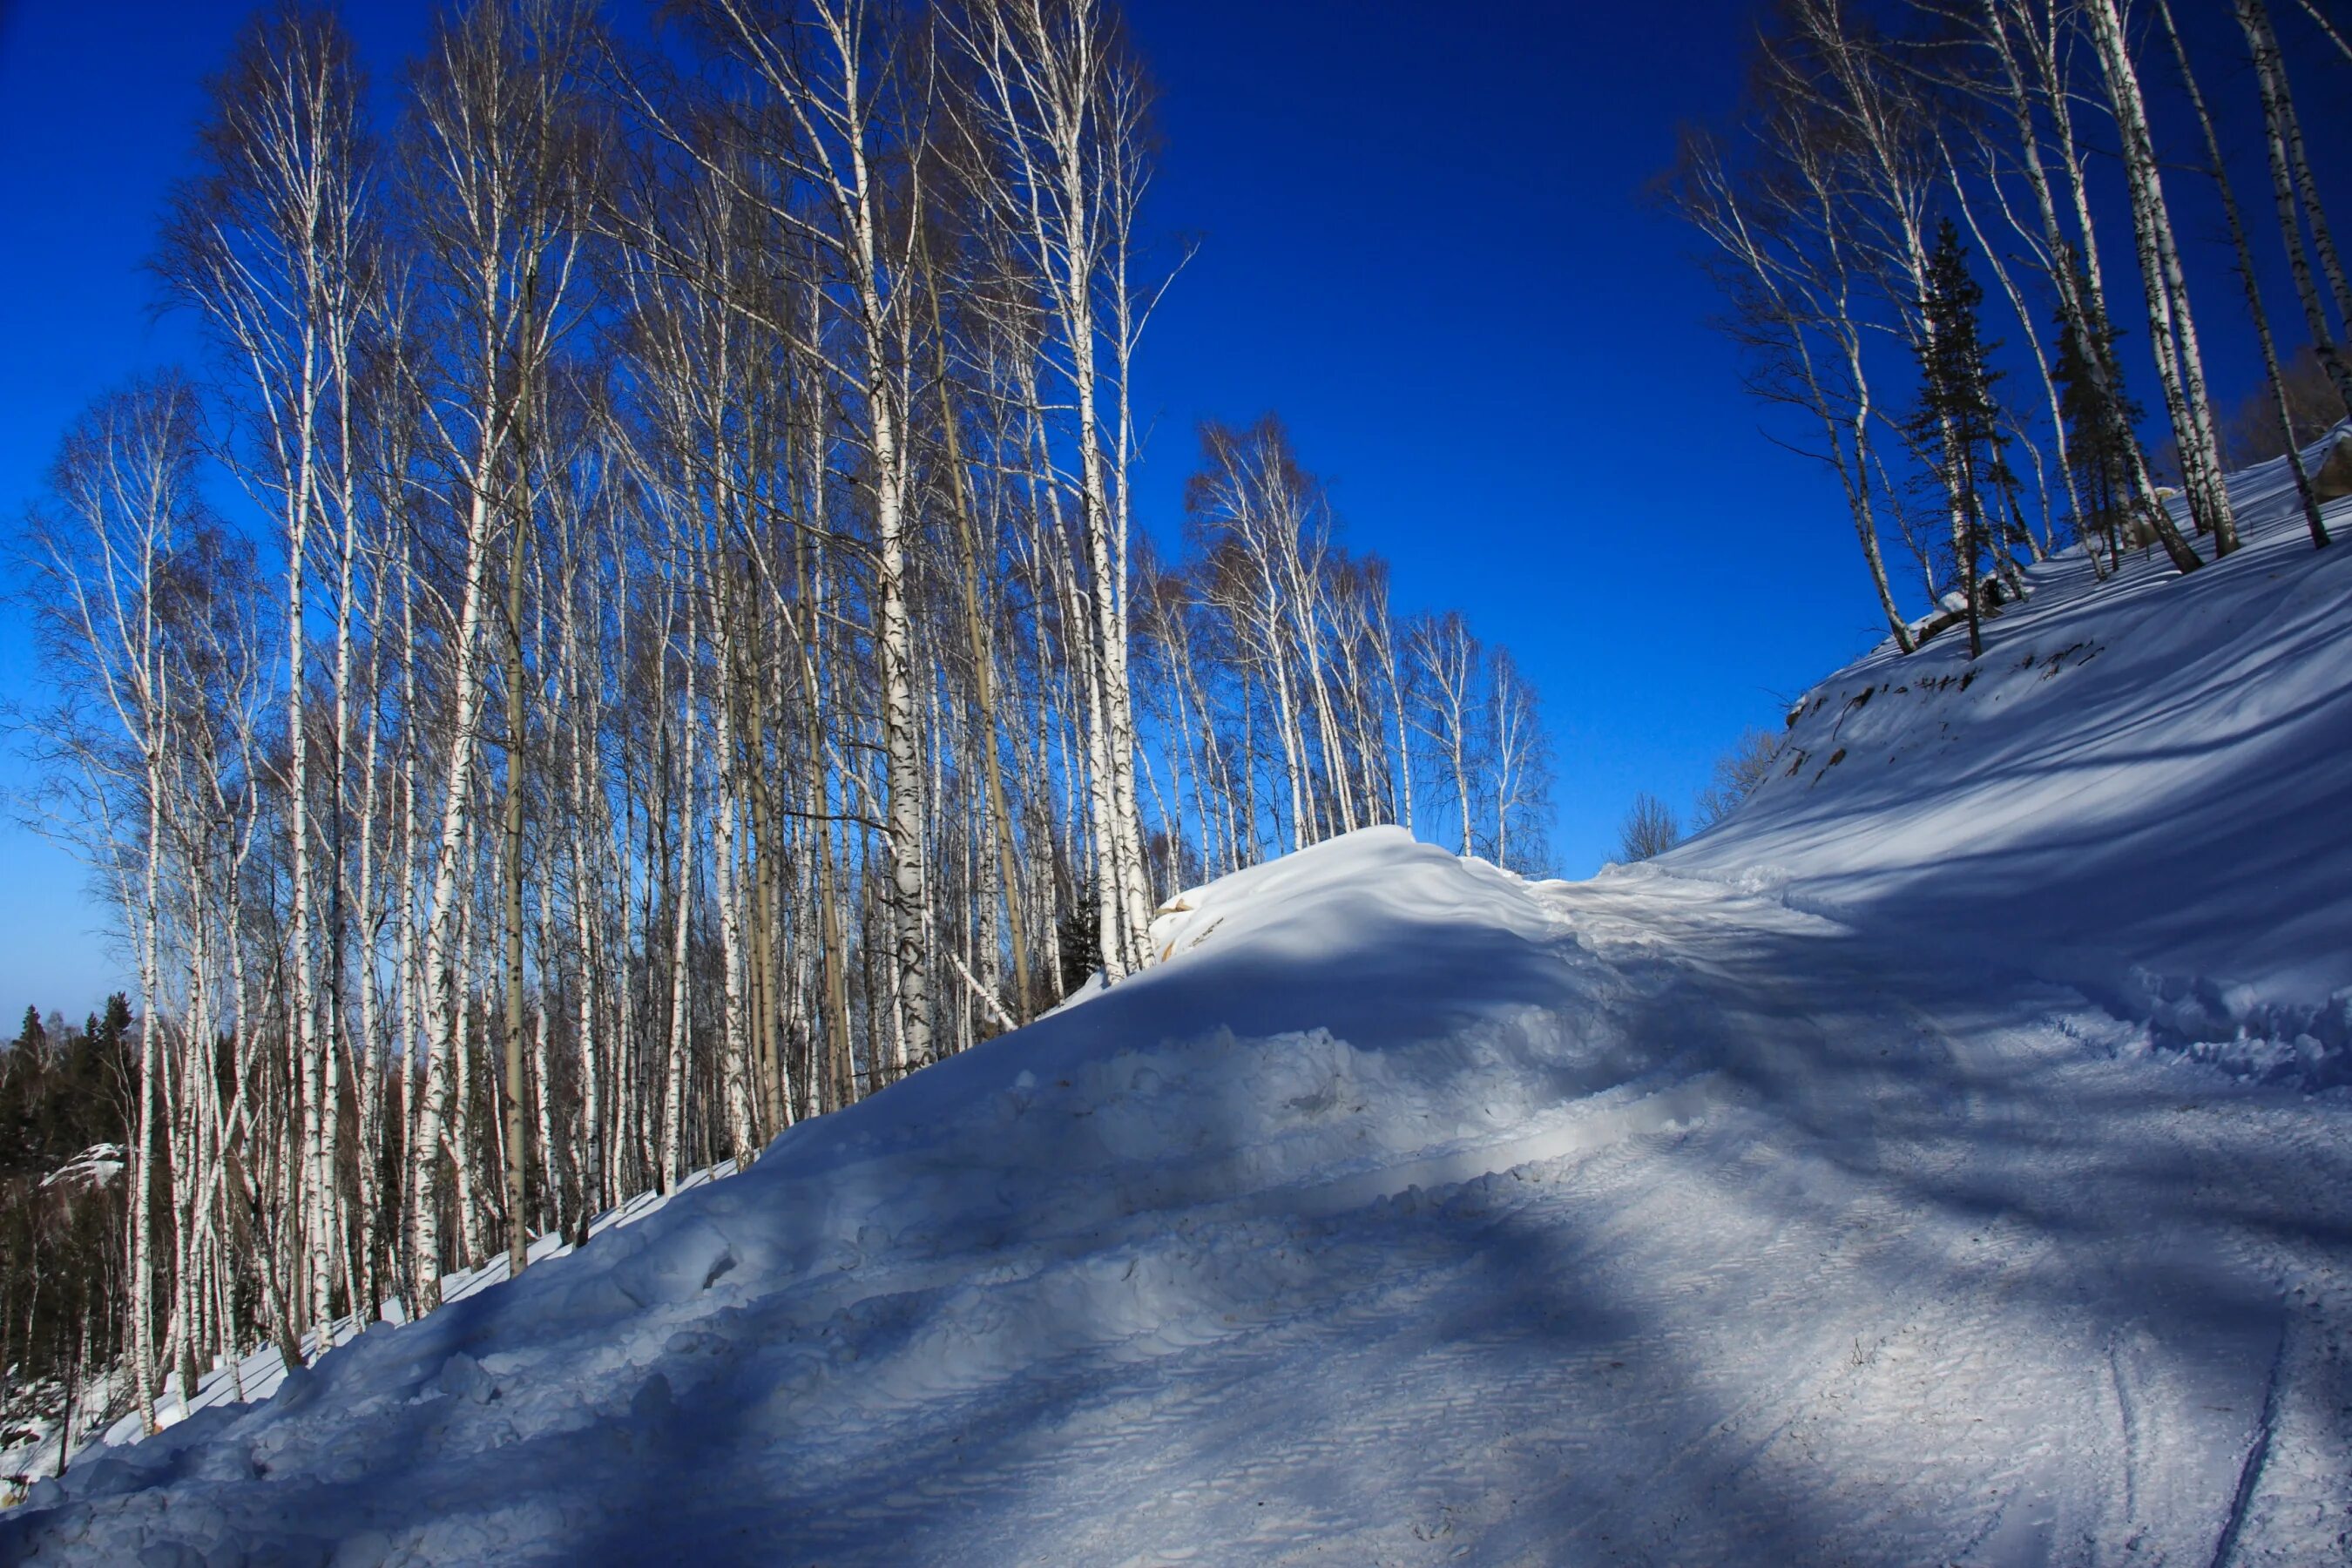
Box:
[1115,0,1897,864]
[0,0,2298,1017]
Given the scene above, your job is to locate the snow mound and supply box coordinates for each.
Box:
[2,830,1707,1561]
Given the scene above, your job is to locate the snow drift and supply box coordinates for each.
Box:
[5,443,2351,1565]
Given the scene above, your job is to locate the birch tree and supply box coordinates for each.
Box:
[10,0,1571,1414]
[2082,0,2238,554]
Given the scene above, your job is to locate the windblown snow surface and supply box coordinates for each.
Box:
[9,444,2352,1565]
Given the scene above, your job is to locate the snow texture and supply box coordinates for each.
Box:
[3,443,2350,1565]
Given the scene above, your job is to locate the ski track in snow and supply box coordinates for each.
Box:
[5,441,2352,1565]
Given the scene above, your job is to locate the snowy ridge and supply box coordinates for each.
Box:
[0,833,1759,1561]
[3,452,2351,1563]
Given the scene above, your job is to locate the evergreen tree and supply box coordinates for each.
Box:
[1056,892,1103,997]
[1909,218,2011,659]
[2052,271,2145,574]
[0,995,136,1466]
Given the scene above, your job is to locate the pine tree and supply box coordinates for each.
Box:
[2051,270,2145,574]
[1909,218,2009,659]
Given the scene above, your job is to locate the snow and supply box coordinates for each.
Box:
[1669,436,2352,1064]
[5,444,2352,1564]
[37,1146,125,1192]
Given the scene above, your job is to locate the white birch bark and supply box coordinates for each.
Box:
[661,579,699,1187]
[2239,0,2352,421]
[2084,0,2239,553]
[1977,0,2193,571]
[2164,0,2333,547]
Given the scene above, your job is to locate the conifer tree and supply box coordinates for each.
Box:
[2051,271,2145,575]
[1909,218,2009,659]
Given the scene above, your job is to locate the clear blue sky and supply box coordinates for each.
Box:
[0,0,2182,1017]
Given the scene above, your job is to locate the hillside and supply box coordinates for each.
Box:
[3,449,2349,1565]
[1673,440,2352,1070]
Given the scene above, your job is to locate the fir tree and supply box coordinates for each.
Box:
[2051,269,2145,574]
[1056,889,1103,997]
[1909,218,2010,659]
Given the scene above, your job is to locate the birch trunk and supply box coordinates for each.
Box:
[412,456,502,1313]
[2242,0,2352,328]
[2239,0,2352,422]
[2004,0,2195,566]
[2164,0,2331,547]
[2084,0,2239,554]
[661,585,699,1186]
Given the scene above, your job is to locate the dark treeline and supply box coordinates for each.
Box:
[10,0,1555,1444]
[0,1002,134,1482]
[1667,0,2351,666]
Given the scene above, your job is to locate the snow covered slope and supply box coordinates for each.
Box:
[1672,438,2352,1062]
[4,450,2351,1565]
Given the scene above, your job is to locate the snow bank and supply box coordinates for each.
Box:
[1666,433,2352,1075]
[0,830,1704,1561]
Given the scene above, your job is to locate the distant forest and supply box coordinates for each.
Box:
[0,1001,133,1474]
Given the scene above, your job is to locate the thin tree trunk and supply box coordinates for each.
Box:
[2164,0,2330,546]
[502,423,532,1278]
[414,452,504,1315]
[2004,0,2195,566]
[2246,0,2352,328]
[661,586,699,1186]
[925,272,1032,1025]
[2085,0,2239,553]
[2240,0,2352,422]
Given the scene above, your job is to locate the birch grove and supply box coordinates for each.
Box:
[1672,0,2352,641]
[17,0,1558,1428]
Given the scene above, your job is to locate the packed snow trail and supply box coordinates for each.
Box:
[4,440,2351,1565]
